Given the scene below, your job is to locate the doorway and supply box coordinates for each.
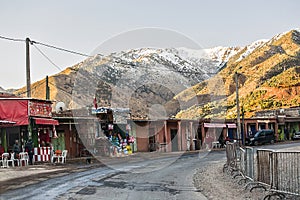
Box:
[52,131,65,151]
[170,129,178,152]
[149,128,156,152]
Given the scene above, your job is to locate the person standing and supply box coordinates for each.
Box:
[284,127,289,140]
[25,139,34,165]
[12,140,20,158]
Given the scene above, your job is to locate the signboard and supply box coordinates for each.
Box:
[29,101,52,117]
[91,107,108,114]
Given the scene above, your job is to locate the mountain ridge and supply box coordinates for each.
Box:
[175,29,300,119]
[12,28,300,120]
[14,45,239,119]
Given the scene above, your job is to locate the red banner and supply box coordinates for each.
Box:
[29,101,52,117]
[34,118,59,125]
[0,99,29,125]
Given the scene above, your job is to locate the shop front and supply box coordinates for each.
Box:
[92,107,135,156]
[0,98,59,162]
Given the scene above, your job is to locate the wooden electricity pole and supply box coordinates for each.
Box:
[235,71,241,145]
[26,38,31,97]
[46,75,50,100]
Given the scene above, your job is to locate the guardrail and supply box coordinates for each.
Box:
[245,147,255,181]
[224,146,300,199]
[269,151,300,197]
[223,142,239,175]
[236,147,255,185]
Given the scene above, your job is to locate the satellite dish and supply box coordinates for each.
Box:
[55,102,66,113]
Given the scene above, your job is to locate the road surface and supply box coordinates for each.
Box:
[0,150,225,200]
[1,141,298,200]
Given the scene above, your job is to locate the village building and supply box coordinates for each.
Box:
[0,97,59,162]
[2,96,299,161]
[52,106,135,158]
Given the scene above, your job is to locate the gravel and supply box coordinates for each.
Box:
[193,161,267,200]
[193,143,300,200]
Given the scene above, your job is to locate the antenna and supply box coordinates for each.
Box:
[55,102,66,113]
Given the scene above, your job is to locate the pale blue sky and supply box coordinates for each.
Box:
[0,0,299,89]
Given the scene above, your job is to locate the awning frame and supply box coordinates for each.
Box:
[204,123,226,128]
[33,117,59,126]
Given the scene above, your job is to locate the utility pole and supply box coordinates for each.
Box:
[241,106,245,145]
[26,38,31,97]
[46,75,50,100]
[235,71,241,145]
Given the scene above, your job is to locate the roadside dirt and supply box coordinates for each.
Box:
[193,144,300,200]
[193,161,267,200]
[0,163,102,193]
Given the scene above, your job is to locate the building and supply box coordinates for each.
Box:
[130,118,238,152]
[0,98,59,162]
[52,109,97,158]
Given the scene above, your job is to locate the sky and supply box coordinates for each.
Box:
[0,0,299,89]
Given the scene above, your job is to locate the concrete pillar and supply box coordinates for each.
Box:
[164,121,170,152]
[190,122,195,150]
[178,121,182,151]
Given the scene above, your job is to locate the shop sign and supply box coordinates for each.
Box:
[29,101,52,117]
[91,107,108,114]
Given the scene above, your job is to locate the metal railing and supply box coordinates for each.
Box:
[245,147,255,181]
[224,146,300,199]
[237,147,255,185]
[269,151,300,197]
[223,142,239,174]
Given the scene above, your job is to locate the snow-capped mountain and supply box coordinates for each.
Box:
[176,29,300,119]
[236,39,268,62]
[71,46,242,119]
[17,46,241,119]
[14,28,300,120]
[177,46,242,66]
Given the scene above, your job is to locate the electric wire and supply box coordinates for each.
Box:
[32,40,91,57]
[16,79,46,96]
[48,82,72,95]
[32,43,62,71]
[0,35,25,42]
[1,34,220,79]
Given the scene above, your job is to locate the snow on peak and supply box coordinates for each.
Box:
[236,39,268,62]
[177,46,241,66]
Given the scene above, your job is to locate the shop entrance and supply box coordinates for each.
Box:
[52,131,65,151]
[149,128,156,152]
[170,129,178,152]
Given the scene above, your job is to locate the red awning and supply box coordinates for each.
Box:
[0,120,16,127]
[204,123,226,128]
[34,118,59,125]
[0,120,16,124]
[0,99,29,125]
[227,123,237,128]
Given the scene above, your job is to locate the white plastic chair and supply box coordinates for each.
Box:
[58,150,68,163]
[10,152,20,167]
[1,153,14,167]
[19,152,29,166]
[51,150,61,163]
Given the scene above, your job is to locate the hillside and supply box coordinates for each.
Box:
[176,29,300,119]
[15,47,239,119]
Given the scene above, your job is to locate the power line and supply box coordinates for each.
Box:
[0,34,219,76]
[48,82,72,95]
[0,34,94,57]
[16,79,46,96]
[32,40,91,57]
[0,35,25,42]
[32,43,62,71]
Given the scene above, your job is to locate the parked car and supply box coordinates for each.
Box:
[247,129,275,146]
[292,131,300,140]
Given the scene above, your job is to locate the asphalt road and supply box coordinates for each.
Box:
[0,150,225,200]
[1,141,298,200]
